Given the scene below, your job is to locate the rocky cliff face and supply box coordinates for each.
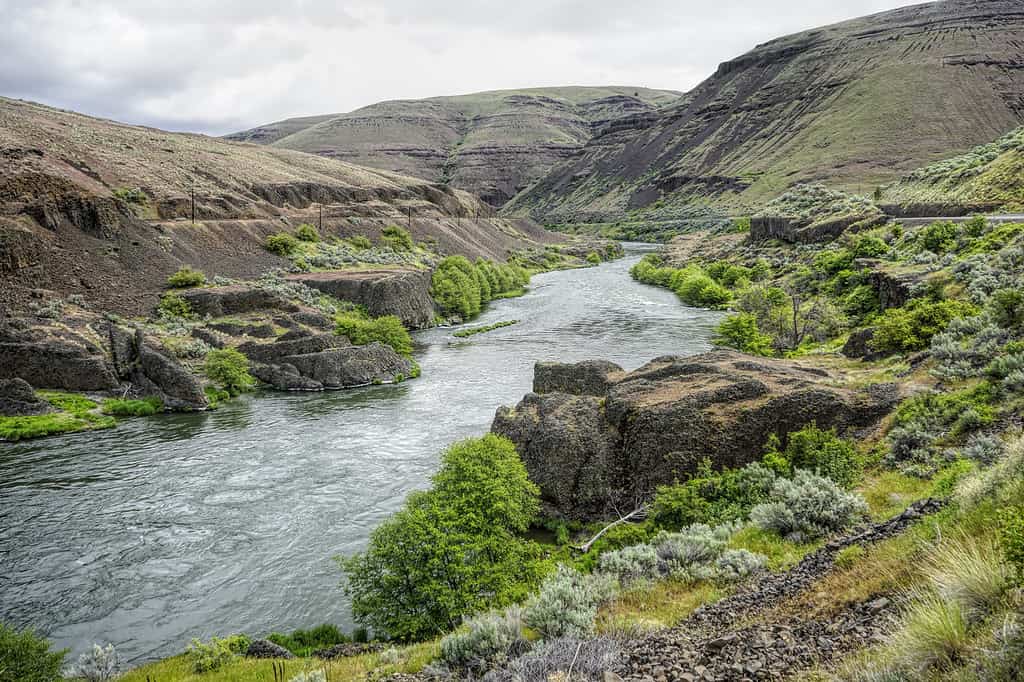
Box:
[505,0,1024,223]
[492,352,900,520]
[287,269,436,329]
[0,97,558,316]
[227,87,681,207]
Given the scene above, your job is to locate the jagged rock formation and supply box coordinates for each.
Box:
[227,87,681,207]
[0,378,52,416]
[505,0,1024,223]
[0,97,557,316]
[492,352,901,519]
[287,268,437,329]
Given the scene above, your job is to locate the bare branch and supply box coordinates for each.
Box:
[571,506,648,554]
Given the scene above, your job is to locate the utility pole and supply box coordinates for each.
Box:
[190,178,196,225]
[319,204,323,232]
[407,206,413,231]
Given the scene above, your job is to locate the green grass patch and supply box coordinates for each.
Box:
[101,396,164,417]
[728,525,820,571]
[453,320,518,338]
[0,391,116,441]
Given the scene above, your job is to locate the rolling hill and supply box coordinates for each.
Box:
[504,0,1024,224]
[0,97,556,315]
[226,87,682,207]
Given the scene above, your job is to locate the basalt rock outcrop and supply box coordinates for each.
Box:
[287,268,437,329]
[492,351,901,520]
[0,378,52,416]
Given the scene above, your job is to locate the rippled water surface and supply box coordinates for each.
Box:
[0,244,722,663]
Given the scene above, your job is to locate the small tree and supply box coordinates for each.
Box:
[714,314,773,356]
[0,624,67,682]
[380,225,414,252]
[203,349,255,396]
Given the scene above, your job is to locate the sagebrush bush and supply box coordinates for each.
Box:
[485,637,621,682]
[157,293,194,320]
[523,566,618,640]
[166,266,206,288]
[73,643,120,682]
[750,470,867,542]
[187,636,241,673]
[713,548,765,582]
[956,435,1024,508]
[439,606,528,673]
[598,543,659,585]
[0,624,67,682]
[287,671,326,682]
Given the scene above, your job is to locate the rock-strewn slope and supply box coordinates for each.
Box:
[492,352,900,519]
[505,0,1024,223]
[227,87,681,207]
[0,97,557,316]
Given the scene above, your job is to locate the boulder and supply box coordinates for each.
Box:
[0,377,52,416]
[250,362,324,391]
[313,643,386,659]
[533,360,624,396]
[0,340,118,391]
[179,285,299,317]
[287,269,436,329]
[237,333,350,365]
[245,639,295,660]
[281,343,415,388]
[841,327,881,360]
[493,350,901,520]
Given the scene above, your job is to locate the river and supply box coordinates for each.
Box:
[0,244,722,664]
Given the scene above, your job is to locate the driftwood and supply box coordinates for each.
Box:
[572,506,648,553]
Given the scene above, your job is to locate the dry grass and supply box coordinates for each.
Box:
[595,580,722,633]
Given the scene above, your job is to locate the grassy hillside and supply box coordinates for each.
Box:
[227,87,681,206]
[0,97,558,315]
[505,0,1024,224]
[882,125,1024,212]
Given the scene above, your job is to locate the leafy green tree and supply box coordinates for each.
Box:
[203,349,256,396]
[0,624,67,682]
[714,314,773,356]
[265,232,300,256]
[336,313,413,356]
[341,435,545,641]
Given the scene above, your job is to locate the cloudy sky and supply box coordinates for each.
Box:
[1,0,918,136]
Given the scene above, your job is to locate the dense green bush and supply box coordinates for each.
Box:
[380,225,414,252]
[920,221,959,253]
[187,635,246,673]
[342,435,547,641]
[871,298,978,354]
[336,312,413,356]
[750,470,867,542]
[265,232,300,256]
[348,235,373,249]
[1000,507,1024,583]
[768,424,861,488]
[713,314,773,356]
[0,624,67,682]
[101,396,163,417]
[295,223,320,242]
[586,251,601,265]
[203,349,256,396]
[157,293,194,320]
[267,624,346,656]
[650,461,777,530]
[631,256,734,309]
[166,266,206,288]
[431,256,528,319]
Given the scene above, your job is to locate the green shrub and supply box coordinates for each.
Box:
[166,266,206,288]
[203,349,255,396]
[733,216,752,233]
[850,234,889,258]
[924,536,1009,624]
[0,624,67,682]
[336,312,413,356]
[586,251,601,265]
[157,293,194,320]
[265,232,300,256]
[341,435,546,641]
[776,425,861,488]
[380,225,414,252]
[295,223,320,242]
[889,590,971,672]
[101,396,163,417]
[920,221,959,253]
[713,314,773,356]
[1000,507,1024,583]
[348,235,373,249]
[750,470,867,542]
[871,298,978,354]
[112,187,147,205]
[267,624,345,657]
[650,462,777,530]
[187,636,241,673]
[988,289,1024,330]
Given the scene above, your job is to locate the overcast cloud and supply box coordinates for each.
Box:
[0,0,918,135]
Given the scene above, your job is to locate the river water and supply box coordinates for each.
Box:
[0,244,722,664]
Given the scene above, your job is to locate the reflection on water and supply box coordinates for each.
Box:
[0,244,723,664]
